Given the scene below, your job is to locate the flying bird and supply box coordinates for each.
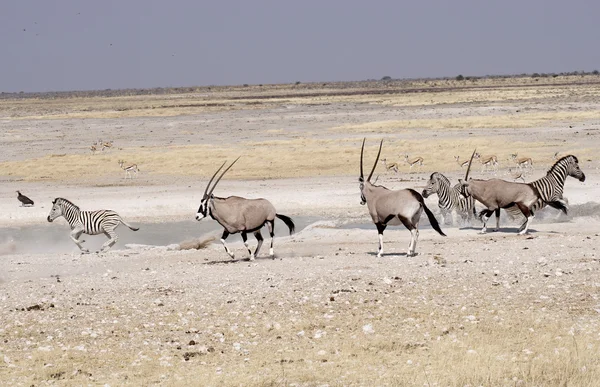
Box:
[16,191,34,207]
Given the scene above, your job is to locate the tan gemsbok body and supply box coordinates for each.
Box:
[360,139,445,257]
[458,150,567,234]
[195,158,295,261]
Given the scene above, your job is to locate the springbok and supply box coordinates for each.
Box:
[195,158,295,261]
[511,153,533,170]
[458,150,567,234]
[380,158,399,173]
[404,154,424,170]
[101,141,113,152]
[360,139,445,257]
[474,152,498,173]
[118,160,140,179]
[454,156,469,168]
[507,168,526,183]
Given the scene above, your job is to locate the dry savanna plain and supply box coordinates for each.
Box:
[1,76,600,386]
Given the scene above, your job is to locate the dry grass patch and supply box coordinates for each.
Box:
[0,137,591,182]
[332,110,600,132]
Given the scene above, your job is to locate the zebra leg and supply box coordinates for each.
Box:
[266,220,275,258]
[253,231,264,260]
[375,223,387,257]
[100,229,118,252]
[241,232,253,259]
[440,208,450,225]
[70,228,89,253]
[220,230,235,259]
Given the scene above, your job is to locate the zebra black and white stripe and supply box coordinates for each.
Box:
[422,172,476,225]
[507,155,585,231]
[47,197,139,253]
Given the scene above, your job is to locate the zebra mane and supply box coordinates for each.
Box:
[53,197,80,210]
[546,155,577,175]
[430,172,451,185]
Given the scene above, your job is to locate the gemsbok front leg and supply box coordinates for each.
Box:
[220,230,235,259]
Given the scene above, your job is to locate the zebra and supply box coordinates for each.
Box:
[505,155,585,231]
[422,172,476,225]
[47,197,139,253]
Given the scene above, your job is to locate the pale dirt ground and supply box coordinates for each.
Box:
[1,79,600,386]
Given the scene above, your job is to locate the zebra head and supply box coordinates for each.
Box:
[422,172,447,198]
[47,198,64,222]
[196,158,240,221]
[562,155,586,182]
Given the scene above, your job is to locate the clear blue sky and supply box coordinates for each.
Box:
[1,0,598,92]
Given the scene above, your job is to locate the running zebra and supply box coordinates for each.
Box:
[422,172,476,225]
[47,197,139,253]
[506,155,585,231]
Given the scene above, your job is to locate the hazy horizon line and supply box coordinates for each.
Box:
[2,69,599,96]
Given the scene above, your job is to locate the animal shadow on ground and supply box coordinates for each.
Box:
[367,251,412,257]
[202,255,281,265]
[458,226,545,234]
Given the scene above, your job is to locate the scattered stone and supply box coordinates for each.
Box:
[362,324,374,334]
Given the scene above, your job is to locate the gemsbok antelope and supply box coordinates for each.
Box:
[380,158,399,173]
[195,158,295,261]
[475,152,498,173]
[118,160,139,179]
[458,150,567,234]
[360,139,445,257]
[404,154,424,170]
[511,153,533,170]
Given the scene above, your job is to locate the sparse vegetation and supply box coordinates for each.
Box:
[456,74,464,81]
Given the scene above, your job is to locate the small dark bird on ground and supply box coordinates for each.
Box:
[16,191,34,207]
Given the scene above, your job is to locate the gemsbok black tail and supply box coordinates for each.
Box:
[276,214,295,235]
[422,203,447,237]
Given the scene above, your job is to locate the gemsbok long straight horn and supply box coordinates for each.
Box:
[196,158,295,261]
[459,149,568,234]
[359,139,446,257]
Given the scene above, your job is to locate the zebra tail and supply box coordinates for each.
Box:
[276,214,295,235]
[121,218,140,231]
[423,203,446,237]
